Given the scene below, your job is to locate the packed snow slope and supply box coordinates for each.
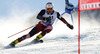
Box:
[0,10,78,54]
[80,9,100,54]
[0,9,100,54]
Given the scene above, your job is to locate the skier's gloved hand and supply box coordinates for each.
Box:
[67,23,74,30]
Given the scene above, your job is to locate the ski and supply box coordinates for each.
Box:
[4,39,44,49]
[31,39,44,44]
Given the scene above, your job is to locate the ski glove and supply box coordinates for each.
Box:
[67,24,74,30]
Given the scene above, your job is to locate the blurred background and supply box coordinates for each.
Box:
[0,0,100,54]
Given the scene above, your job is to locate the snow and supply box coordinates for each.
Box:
[0,12,78,54]
[0,36,78,54]
[0,9,100,54]
[80,28,100,54]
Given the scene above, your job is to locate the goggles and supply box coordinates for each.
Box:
[47,8,53,11]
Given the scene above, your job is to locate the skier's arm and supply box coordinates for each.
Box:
[37,9,46,20]
[57,12,74,29]
[37,9,50,21]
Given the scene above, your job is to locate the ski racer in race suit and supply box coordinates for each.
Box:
[65,0,75,14]
[62,0,78,15]
[10,2,74,47]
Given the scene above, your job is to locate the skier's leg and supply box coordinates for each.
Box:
[34,25,53,40]
[10,34,30,47]
[10,23,44,47]
[41,25,53,36]
[29,23,45,37]
[65,0,69,3]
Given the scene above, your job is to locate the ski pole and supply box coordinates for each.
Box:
[8,25,34,38]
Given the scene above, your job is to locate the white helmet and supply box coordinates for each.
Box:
[46,2,53,11]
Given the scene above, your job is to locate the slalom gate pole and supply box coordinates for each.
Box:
[8,25,34,38]
[78,0,80,54]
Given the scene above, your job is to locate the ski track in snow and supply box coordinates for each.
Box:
[0,12,79,54]
[0,24,100,54]
[80,28,100,54]
[0,37,78,54]
[0,8,99,54]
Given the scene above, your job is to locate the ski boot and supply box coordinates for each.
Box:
[10,39,19,47]
[32,34,43,43]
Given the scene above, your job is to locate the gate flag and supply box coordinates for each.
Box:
[78,0,100,54]
[80,0,100,11]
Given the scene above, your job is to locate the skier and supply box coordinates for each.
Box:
[63,0,78,14]
[10,2,74,47]
[62,0,78,23]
